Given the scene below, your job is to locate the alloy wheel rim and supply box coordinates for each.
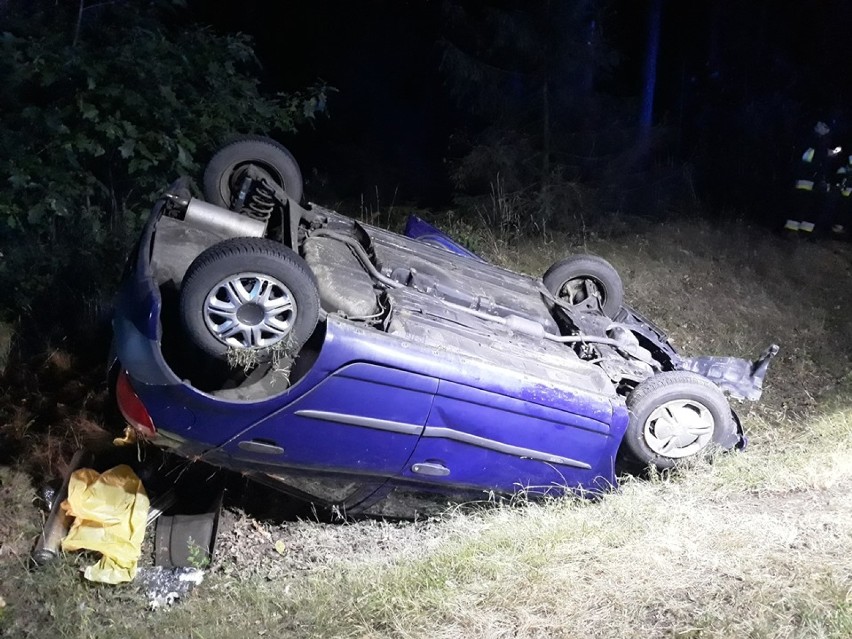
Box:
[204,272,296,349]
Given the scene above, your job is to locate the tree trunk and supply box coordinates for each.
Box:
[638,0,662,149]
[540,0,553,228]
[73,0,85,47]
[541,78,552,226]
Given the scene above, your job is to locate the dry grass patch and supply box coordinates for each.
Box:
[0,467,40,564]
[3,215,852,638]
[239,473,852,638]
[259,398,852,639]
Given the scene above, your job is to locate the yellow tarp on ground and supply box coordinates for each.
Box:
[61,464,149,584]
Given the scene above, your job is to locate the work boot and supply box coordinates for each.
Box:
[783,219,801,240]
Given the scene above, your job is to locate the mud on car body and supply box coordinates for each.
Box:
[110,137,778,517]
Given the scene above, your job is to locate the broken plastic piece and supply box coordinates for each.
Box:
[112,425,138,447]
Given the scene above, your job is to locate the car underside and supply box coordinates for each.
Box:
[110,137,778,517]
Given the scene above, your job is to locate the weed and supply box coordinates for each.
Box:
[226,334,296,377]
[185,537,210,571]
[358,185,401,231]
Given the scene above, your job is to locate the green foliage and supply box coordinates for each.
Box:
[185,536,211,570]
[0,3,330,321]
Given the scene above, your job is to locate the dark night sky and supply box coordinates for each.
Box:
[188,1,852,216]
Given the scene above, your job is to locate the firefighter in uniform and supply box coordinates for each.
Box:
[784,121,843,236]
[832,153,852,235]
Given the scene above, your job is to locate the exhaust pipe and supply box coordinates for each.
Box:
[183,198,267,238]
[32,449,92,566]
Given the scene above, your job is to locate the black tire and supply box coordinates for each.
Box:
[542,255,624,318]
[180,238,319,361]
[203,136,304,207]
[622,371,738,470]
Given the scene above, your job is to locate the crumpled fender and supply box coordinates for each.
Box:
[679,344,780,401]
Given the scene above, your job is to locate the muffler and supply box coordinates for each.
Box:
[183,198,267,238]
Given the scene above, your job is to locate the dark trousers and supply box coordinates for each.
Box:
[791,186,837,232]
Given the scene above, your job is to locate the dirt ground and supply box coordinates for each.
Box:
[2,216,852,637]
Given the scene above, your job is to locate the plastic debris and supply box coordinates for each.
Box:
[136,566,205,609]
[112,425,138,447]
[61,464,149,584]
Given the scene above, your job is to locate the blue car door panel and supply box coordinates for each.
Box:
[223,363,437,476]
[402,379,618,492]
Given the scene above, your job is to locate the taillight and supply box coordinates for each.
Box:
[115,370,156,438]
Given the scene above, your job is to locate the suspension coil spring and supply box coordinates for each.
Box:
[241,180,277,222]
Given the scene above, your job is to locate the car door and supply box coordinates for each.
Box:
[221,362,437,479]
[399,379,619,494]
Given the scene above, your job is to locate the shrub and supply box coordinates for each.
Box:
[0,3,330,329]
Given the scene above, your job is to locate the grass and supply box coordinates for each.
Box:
[2,212,852,638]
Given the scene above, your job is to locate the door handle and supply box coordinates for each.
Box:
[238,439,285,455]
[411,462,450,477]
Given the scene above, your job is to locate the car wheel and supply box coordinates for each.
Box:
[542,255,624,317]
[180,238,319,361]
[623,371,738,470]
[203,136,304,207]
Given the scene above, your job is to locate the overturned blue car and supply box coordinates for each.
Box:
[110,137,777,517]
